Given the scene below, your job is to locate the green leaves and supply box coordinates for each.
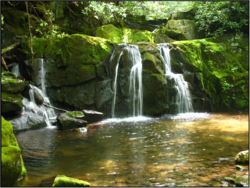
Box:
[193,1,249,38]
[80,1,194,22]
[1,14,4,30]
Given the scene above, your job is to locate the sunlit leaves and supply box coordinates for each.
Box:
[81,1,194,22]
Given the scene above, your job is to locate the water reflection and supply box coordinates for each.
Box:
[15,112,249,187]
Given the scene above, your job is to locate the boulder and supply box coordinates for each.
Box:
[57,112,87,130]
[82,109,104,124]
[10,111,47,134]
[22,34,113,87]
[52,175,90,187]
[1,116,27,186]
[235,150,249,164]
[47,79,96,110]
[1,72,29,94]
[1,92,24,113]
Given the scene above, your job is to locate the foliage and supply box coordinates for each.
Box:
[1,14,4,30]
[193,1,249,38]
[221,80,233,93]
[35,9,68,39]
[231,66,238,73]
[81,1,194,22]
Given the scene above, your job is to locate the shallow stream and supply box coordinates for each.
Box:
[15,112,249,187]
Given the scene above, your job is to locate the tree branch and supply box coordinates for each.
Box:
[1,43,20,55]
[1,57,9,71]
[42,103,68,112]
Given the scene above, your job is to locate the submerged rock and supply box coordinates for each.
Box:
[57,112,87,130]
[52,175,90,187]
[235,150,249,164]
[87,123,107,134]
[1,116,27,186]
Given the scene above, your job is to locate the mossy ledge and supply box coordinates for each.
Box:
[1,116,27,186]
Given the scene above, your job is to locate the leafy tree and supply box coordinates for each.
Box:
[81,1,194,23]
[193,1,249,38]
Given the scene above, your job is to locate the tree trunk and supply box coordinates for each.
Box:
[25,1,33,64]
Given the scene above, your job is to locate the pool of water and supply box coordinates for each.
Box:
[15,112,249,187]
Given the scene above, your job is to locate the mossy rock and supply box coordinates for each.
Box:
[234,175,249,187]
[160,20,204,40]
[1,116,27,186]
[57,112,88,130]
[1,72,29,94]
[1,92,24,113]
[96,24,154,43]
[235,150,249,164]
[169,36,248,111]
[47,79,96,110]
[52,175,90,187]
[22,34,113,87]
[66,111,85,119]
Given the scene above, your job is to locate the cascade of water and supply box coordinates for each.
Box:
[11,64,20,77]
[28,85,53,127]
[111,51,124,118]
[157,44,193,113]
[129,45,143,117]
[111,44,143,118]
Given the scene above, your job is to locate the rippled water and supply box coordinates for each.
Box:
[15,112,249,187]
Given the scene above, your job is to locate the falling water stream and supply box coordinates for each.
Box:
[11,63,20,77]
[157,44,193,113]
[111,44,143,118]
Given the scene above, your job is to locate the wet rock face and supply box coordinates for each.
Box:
[10,112,47,134]
[83,109,104,124]
[1,72,29,114]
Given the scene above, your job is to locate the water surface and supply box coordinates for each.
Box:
[15,112,249,187]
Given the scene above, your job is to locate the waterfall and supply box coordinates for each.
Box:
[111,51,124,118]
[11,64,20,77]
[28,85,54,127]
[111,44,143,118]
[157,44,193,113]
[129,45,143,117]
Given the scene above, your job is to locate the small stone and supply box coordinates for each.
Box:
[199,177,210,183]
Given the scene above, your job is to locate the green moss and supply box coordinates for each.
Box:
[96,24,154,43]
[1,116,27,186]
[170,37,249,110]
[52,175,90,187]
[66,111,85,118]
